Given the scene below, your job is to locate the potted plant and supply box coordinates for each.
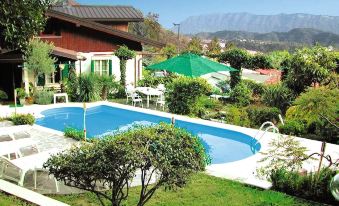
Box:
[16,88,27,105]
[0,90,8,105]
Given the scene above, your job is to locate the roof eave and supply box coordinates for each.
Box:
[87,18,144,22]
[46,10,164,48]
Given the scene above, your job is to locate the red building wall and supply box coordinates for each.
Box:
[40,18,142,52]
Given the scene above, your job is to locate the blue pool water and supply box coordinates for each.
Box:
[36,105,260,164]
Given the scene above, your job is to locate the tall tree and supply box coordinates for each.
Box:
[219,48,250,88]
[185,37,203,55]
[161,43,177,59]
[0,0,51,50]
[115,45,136,86]
[25,39,56,86]
[206,37,221,58]
[284,45,337,94]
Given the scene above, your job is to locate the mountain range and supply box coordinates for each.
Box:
[178,13,339,34]
[195,28,339,47]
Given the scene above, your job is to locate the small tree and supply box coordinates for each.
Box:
[119,124,209,206]
[0,0,51,50]
[257,135,309,179]
[206,37,221,58]
[115,45,136,86]
[219,48,250,88]
[248,54,273,69]
[25,39,56,86]
[44,140,138,206]
[185,37,203,55]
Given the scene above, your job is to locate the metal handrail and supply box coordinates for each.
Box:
[251,122,279,150]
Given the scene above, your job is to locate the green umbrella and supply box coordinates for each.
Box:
[147,53,237,77]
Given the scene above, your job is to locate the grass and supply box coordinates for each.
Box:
[0,192,31,206]
[48,173,322,206]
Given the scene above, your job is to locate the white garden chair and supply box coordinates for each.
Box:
[125,85,135,103]
[131,93,143,107]
[156,93,166,110]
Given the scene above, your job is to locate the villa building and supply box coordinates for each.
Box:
[0,2,163,98]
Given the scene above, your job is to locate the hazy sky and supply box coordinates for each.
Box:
[78,0,339,28]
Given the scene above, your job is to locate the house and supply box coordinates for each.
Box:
[0,1,164,99]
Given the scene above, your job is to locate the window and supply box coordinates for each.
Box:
[93,60,109,76]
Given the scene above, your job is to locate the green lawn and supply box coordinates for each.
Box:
[48,173,321,206]
[0,192,31,206]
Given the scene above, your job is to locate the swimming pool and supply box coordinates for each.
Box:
[36,105,261,164]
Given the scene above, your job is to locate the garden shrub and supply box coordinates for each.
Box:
[34,89,54,105]
[191,96,223,118]
[278,120,306,137]
[262,83,294,114]
[64,127,85,141]
[11,114,35,125]
[137,72,178,87]
[223,106,250,127]
[246,105,281,127]
[167,77,212,115]
[229,82,252,106]
[270,168,337,204]
[78,74,100,102]
[65,68,78,101]
[242,79,265,97]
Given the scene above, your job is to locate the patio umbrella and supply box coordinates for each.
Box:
[147,53,237,77]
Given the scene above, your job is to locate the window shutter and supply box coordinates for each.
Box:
[62,64,69,80]
[91,60,94,73]
[109,60,112,76]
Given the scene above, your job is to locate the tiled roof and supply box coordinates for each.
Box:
[51,5,143,22]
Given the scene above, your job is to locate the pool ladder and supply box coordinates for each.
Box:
[251,121,279,150]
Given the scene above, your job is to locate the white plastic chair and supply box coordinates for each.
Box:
[131,93,143,107]
[156,93,166,110]
[156,84,166,92]
[125,85,135,103]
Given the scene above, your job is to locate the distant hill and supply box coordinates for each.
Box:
[196,28,339,48]
[178,13,339,34]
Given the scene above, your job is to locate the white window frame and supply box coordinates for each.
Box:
[93,59,110,76]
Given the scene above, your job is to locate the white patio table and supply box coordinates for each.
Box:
[135,87,163,108]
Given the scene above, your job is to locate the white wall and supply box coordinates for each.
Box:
[75,52,142,86]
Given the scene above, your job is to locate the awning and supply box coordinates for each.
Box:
[52,47,78,60]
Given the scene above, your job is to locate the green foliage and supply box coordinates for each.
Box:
[267,50,291,69]
[65,68,79,102]
[11,114,35,125]
[45,124,209,206]
[25,39,56,85]
[284,45,337,94]
[0,90,8,100]
[137,72,178,87]
[286,87,339,144]
[34,89,54,105]
[229,82,252,106]
[262,83,294,113]
[248,54,273,69]
[257,135,309,179]
[242,79,266,97]
[270,168,337,204]
[185,37,203,55]
[161,43,177,59]
[96,75,119,100]
[191,96,223,118]
[64,127,85,141]
[115,45,136,86]
[167,77,212,115]
[15,88,26,99]
[246,105,281,127]
[279,120,306,137]
[219,48,250,88]
[78,74,101,102]
[206,37,222,58]
[223,106,251,127]
[0,0,51,50]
